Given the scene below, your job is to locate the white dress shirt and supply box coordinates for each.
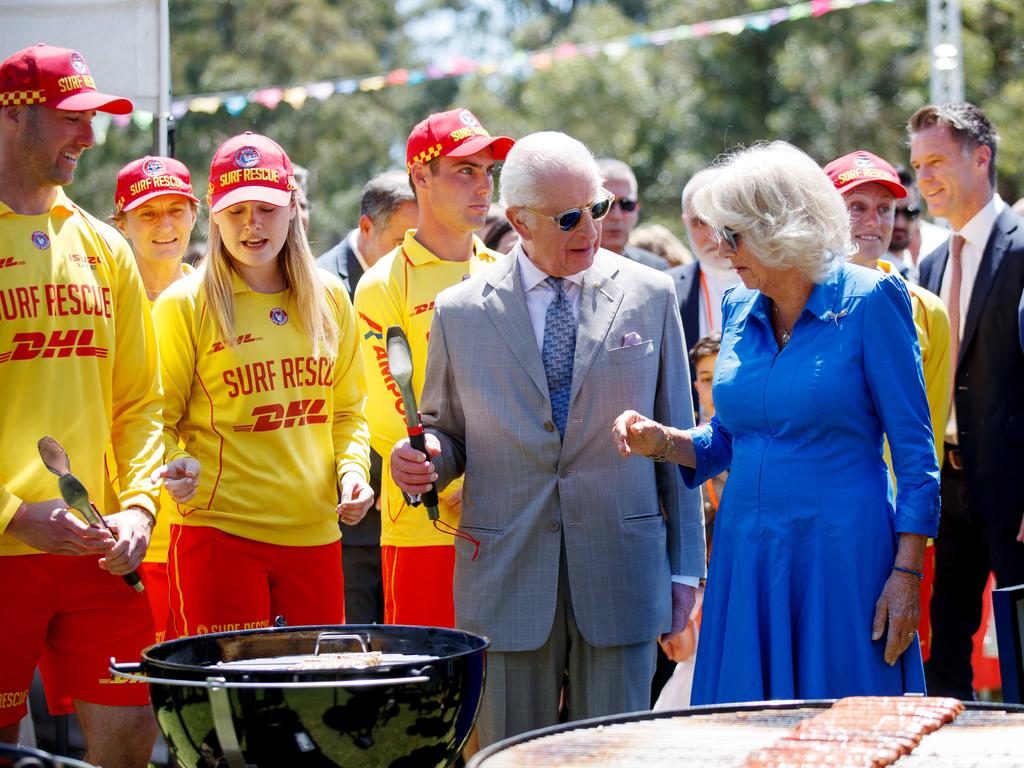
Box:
[517,245,584,352]
[941,194,1006,441]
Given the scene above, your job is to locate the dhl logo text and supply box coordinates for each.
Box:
[0,257,25,269]
[0,330,107,363]
[207,333,261,355]
[233,399,329,432]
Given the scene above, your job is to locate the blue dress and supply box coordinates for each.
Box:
[682,262,940,704]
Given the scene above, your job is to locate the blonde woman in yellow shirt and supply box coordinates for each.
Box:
[153,133,372,637]
[111,155,200,643]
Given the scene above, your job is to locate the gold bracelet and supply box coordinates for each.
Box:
[652,427,673,462]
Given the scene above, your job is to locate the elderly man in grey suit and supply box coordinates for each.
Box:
[391,131,706,746]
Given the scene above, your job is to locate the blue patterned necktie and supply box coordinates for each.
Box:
[542,276,577,439]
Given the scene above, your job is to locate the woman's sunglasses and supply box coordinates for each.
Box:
[524,196,614,232]
[713,226,740,251]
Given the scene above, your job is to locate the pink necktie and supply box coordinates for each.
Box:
[948,234,964,399]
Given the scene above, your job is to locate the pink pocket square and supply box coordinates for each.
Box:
[622,331,643,347]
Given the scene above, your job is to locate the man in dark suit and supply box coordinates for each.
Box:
[316,170,417,623]
[910,102,1024,699]
[668,168,737,395]
[595,158,668,270]
[317,170,417,298]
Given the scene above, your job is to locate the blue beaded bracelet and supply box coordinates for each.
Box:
[893,565,924,580]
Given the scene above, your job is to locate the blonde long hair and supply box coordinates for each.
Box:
[202,195,339,357]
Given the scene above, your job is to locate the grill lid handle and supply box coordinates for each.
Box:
[314,631,369,655]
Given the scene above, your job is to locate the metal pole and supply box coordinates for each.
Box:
[156,0,171,156]
[927,0,965,104]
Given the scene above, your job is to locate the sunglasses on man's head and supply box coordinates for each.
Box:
[896,206,921,220]
[524,196,614,232]
[713,226,740,251]
[612,196,638,213]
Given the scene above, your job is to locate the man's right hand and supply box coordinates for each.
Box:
[6,499,115,555]
[390,434,441,495]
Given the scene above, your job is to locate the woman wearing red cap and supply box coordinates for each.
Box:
[152,133,372,636]
[110,155,199,642]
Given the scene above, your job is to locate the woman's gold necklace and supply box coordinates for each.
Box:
[772,302,793,347]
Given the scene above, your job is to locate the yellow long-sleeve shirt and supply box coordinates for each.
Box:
[353,231,500,548]
[0,190,163,556]
[153,268,370,546]
[105,264,195,564]
[878,260,951,466]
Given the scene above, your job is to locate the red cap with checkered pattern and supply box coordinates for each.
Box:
[0,43,132,114]
[406,108,513,171]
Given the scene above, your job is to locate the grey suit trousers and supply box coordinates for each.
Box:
[476,540,657,747]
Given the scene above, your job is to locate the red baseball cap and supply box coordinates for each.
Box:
[0,43,132,114]
[115,156,200,213]
[824,150,908,199]
[207,132,297,214]
[406,108,514,171]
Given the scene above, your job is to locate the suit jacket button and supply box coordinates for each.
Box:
[544,421,555,432]
[559,469,572,479]
[548,521,561,532]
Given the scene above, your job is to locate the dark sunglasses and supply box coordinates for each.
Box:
[524,196,613,232]
[896,205,921,219]
[713,226,740,251]
[612,196,638,213]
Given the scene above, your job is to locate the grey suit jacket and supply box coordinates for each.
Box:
[420,247,706,652]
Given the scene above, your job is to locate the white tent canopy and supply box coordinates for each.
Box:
[0,0,170,153]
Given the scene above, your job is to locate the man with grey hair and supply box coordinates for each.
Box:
[910,102,1024,700]
[317,169,418,298]
[596,157,668,269]
[670,168,738,398]
[390,131,705,744]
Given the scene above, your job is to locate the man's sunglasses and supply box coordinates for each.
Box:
[713,226,740,251]
[612,196,638,212]
[524,196,614,232]
[896,206,921,220]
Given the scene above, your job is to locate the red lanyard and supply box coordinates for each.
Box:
[699,269,715,332]
[704,478,719,512]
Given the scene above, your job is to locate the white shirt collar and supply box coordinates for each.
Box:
[516,243,585,293]
[957,194,1005,249]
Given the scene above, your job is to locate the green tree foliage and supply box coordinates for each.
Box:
[68,0,429,252]
[453,0,1024,228]
[65,0,1024,247]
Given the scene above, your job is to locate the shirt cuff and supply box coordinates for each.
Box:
[672,575,700,587]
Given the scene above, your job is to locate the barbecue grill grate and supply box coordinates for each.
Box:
[472,703,1024,767]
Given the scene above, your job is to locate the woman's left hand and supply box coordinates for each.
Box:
[871,569,922,665]
[337,472,374,525]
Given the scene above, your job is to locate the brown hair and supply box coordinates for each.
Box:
[908,103,998,187]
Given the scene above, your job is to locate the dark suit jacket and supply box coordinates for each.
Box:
[667,261,701,394]
[316,229,381,546]
[919,207,1024,528]
[316,230,364,300]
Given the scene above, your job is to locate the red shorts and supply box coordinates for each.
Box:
[167,525,344,637]
[381,544,455,627]
[140,561,170,643]
[0,553,155,726]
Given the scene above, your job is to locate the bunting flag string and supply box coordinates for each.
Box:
[95,0,890,139]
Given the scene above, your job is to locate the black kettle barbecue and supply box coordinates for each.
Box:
[111,624,488,768]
